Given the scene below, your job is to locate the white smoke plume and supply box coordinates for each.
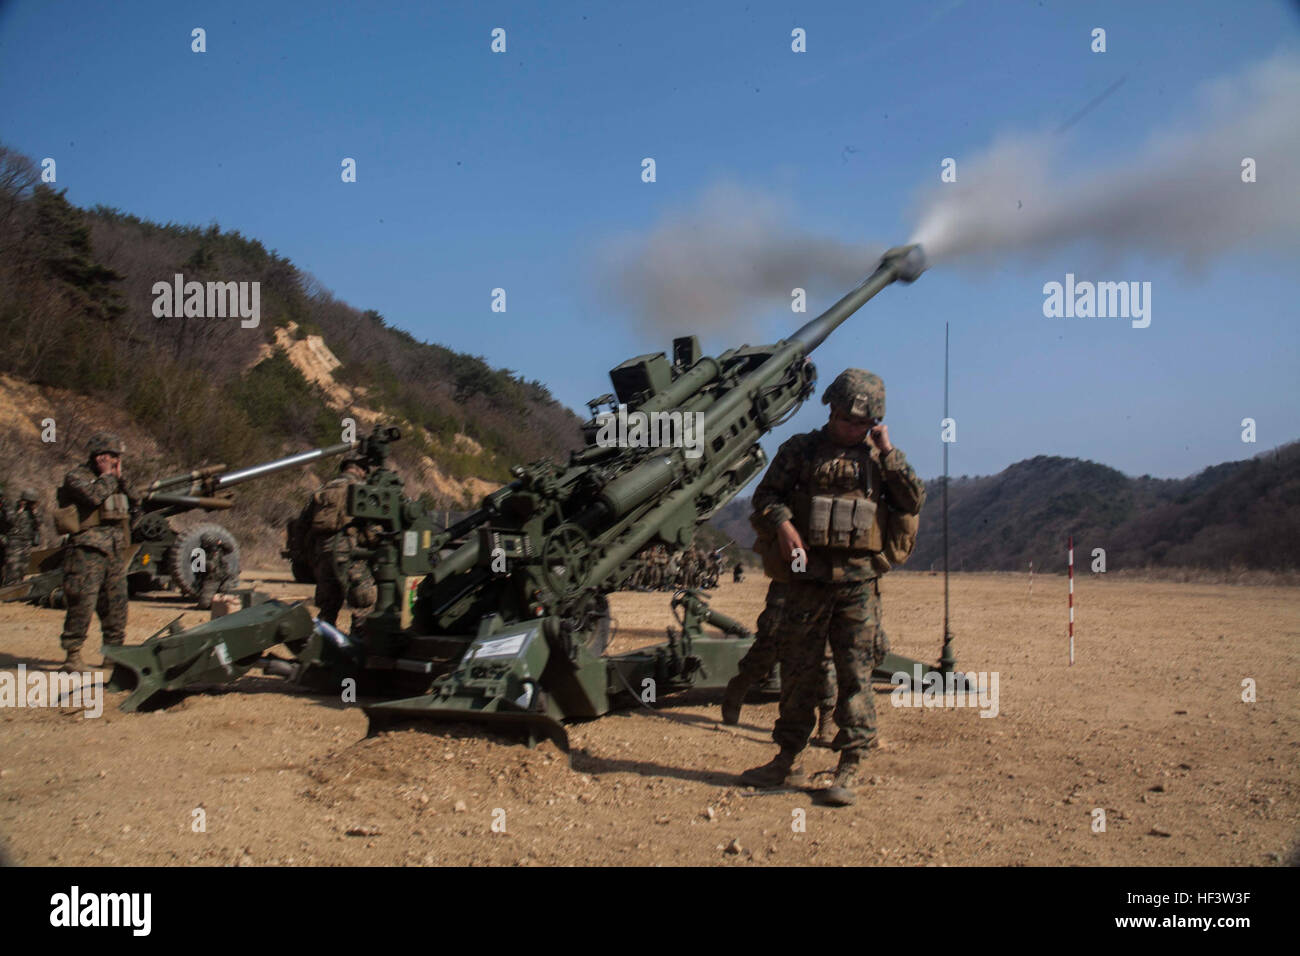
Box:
[911,52,1300,267]
[596,182,882,333]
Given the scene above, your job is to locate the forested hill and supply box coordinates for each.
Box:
[909,446,1300,572]
[0,142,584,512]
[709,444,1300,573]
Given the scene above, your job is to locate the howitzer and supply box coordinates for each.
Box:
[4,441,354,608]
[106,245,964,747]
[125,440,356,602]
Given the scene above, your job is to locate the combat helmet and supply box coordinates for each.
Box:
[19,488,39,502]
[87,432,126,456]
[822,369,885,421]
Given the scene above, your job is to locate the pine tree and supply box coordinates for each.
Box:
[28,185,125,321]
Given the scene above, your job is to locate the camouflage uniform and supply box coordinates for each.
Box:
[0,492,11,583]
[58,437,135,664]
[720,581,837,733]
[307,460,377,627]
[194,527,238,610]
[682,549,697,589]
[1,490,42,586]
[738,370,925,801]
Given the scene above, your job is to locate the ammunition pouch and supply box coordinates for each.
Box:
[99,493,131,523]
[882,508,920,567]
[54,504,86,535]
[749,512,793,583]
[752,531,793,583]
[53,492,130,535]
[791,491,884,552]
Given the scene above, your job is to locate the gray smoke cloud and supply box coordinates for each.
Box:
[595,182,882,333]
[910,52,1300,267]
[598,54,1299,329]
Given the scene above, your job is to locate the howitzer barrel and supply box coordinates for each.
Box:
[790,244,926,353]
[215,442,355,489]
[145,464,227,494]
[701,244,926,439]
[144,494,234,510]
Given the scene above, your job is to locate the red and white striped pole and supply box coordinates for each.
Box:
[1067,536,1075,665]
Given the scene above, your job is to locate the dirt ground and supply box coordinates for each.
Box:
[0,570,1295,866]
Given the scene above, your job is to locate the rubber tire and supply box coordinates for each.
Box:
[168,523,241,598]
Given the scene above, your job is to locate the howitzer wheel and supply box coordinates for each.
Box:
[168,522,241,598]
[541,523,593,598]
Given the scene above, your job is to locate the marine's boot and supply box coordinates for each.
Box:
[823,749,864,807]
[720,675,748,726]
[739,747,807,789]
[60,647,85,673]
[812,708,836,748]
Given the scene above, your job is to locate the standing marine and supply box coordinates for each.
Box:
[736,369,925,806]
[55,433,135,671]
[0,486,10,581]
[1,489,43,586]
[706,549,722,588]
[305,452,378,627]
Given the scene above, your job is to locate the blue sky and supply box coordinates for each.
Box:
[1,0,1296,481]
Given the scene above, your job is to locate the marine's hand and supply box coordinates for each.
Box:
[777,520,805,560]
[869,423,893,456]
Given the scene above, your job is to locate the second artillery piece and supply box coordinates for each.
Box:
[4,441,354,607]
[126,441,357,600]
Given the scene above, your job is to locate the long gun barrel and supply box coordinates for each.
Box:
[214,442,355,490]
[142,441,356,511]
[789,244,926,352]
[144,494,236,510]
[144,464,228,495]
